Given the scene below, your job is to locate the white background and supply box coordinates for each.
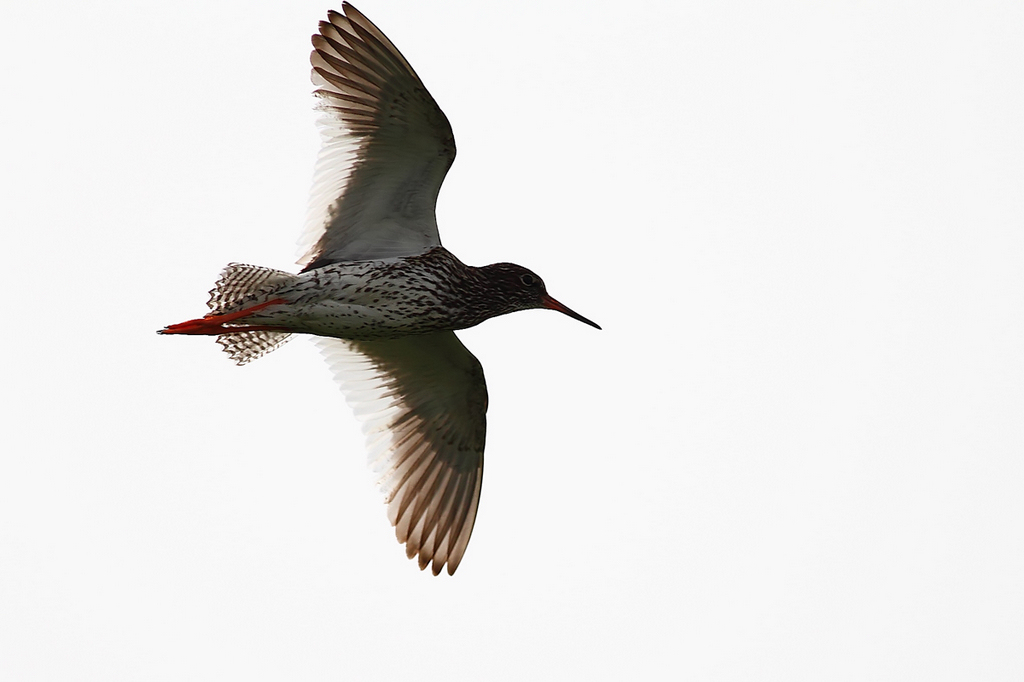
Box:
[2,0,1021,679]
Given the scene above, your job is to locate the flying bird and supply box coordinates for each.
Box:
[160,3,599,575]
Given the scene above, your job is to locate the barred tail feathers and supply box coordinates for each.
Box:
[208,263,296,314]
[217,329,293,365]
[210,263,297,366]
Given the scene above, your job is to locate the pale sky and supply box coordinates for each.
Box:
[1,1,1022,679]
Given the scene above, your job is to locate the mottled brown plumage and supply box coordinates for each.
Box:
[160,3,597,575]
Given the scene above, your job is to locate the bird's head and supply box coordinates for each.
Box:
[476,263,601,329]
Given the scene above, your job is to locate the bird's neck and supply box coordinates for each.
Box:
[405,248,523,329]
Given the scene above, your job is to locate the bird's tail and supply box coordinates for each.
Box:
[159,263,298,366]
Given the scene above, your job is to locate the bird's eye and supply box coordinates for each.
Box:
[520,274,536,286]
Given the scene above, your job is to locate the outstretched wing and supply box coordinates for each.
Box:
[299,3,456,268]
[317,332,486,575]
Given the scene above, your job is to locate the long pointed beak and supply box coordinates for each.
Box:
[541,294,601,330]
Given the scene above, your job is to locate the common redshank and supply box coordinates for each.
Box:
[160,3,599,575]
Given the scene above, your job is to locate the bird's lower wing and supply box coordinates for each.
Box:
[316,331,486,575]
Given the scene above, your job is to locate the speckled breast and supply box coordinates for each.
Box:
[246,247,477,341]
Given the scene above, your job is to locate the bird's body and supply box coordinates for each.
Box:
[241,249,475,340]
[171,247,571,342]
[161,3,597,575]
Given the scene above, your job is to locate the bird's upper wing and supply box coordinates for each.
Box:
[298,3,456,268]
[316,331,486,575]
